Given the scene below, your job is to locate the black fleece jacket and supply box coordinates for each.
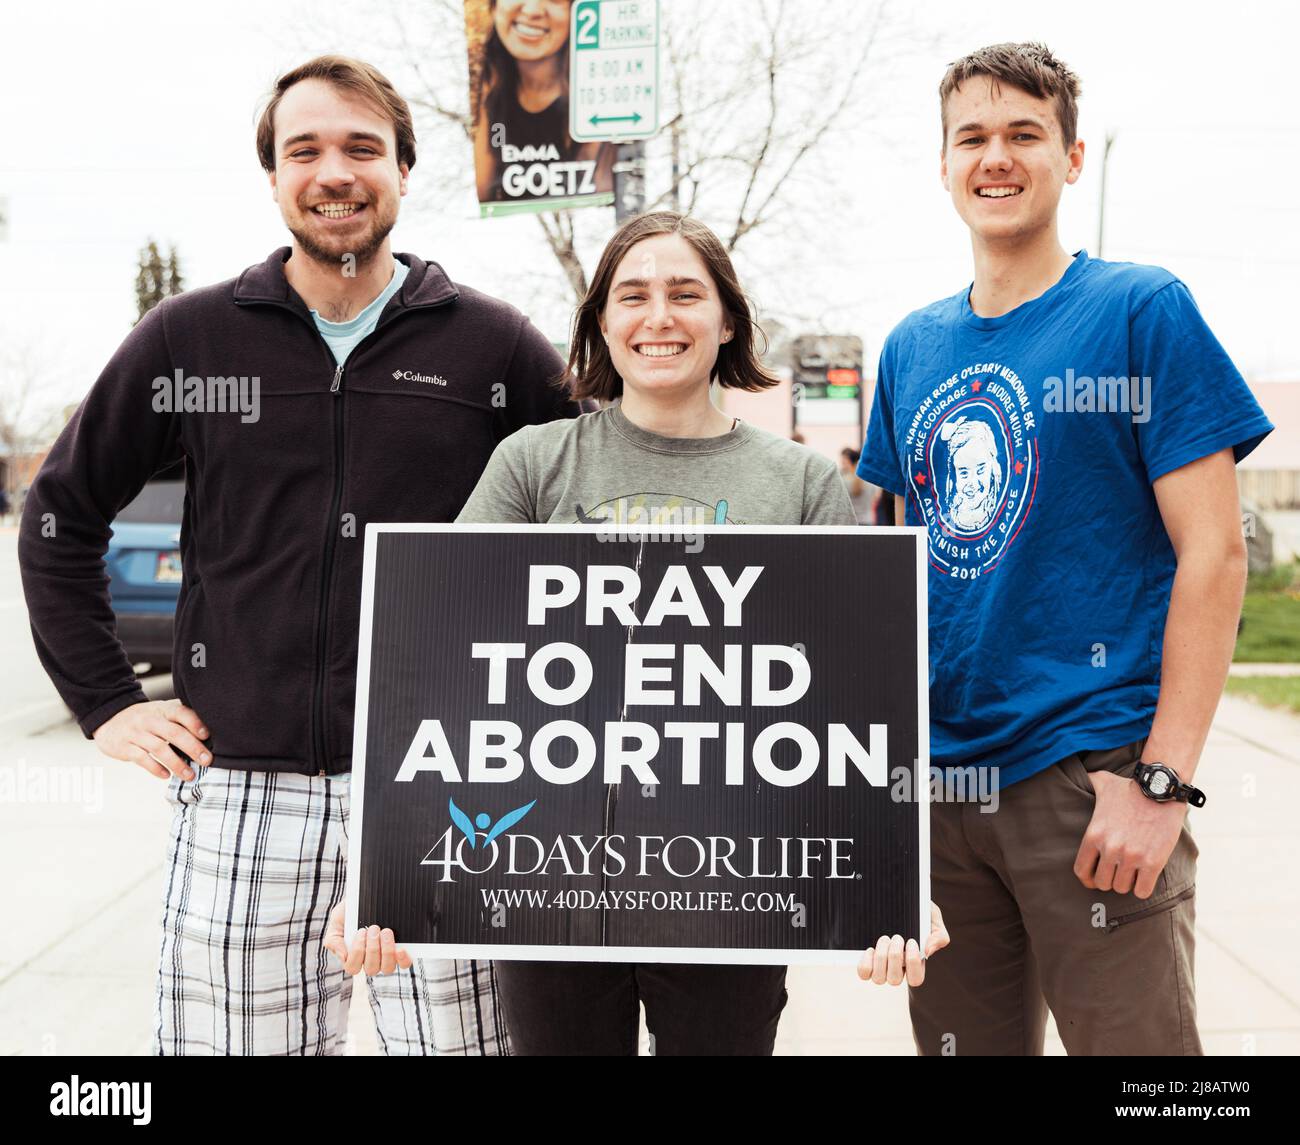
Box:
[19,248,576,775]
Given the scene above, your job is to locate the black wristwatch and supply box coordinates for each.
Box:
[1134,761,1206,807]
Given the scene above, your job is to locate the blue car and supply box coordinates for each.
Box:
[106,467,184,674]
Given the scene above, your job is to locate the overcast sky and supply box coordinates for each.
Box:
[1,0,1297,427]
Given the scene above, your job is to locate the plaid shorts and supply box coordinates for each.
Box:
[153,767,509,1056]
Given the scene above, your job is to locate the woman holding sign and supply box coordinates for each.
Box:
[328,211,947,1054]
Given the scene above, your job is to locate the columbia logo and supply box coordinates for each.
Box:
[393,368,449,387]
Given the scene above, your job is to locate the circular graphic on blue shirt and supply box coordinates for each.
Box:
[930,409,1009,536]
[910,378,1038,580]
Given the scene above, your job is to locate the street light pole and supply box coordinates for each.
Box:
[1096,130,1116,258]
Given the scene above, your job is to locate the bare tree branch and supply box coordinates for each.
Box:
[726,0,785,250]
[287,0,912,321]
[735,0,888,245]
[0,341,72,461]
[535,211,589,299]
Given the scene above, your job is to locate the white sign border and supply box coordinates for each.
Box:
[347,522,930,966]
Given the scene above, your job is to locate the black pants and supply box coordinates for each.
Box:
[495,961,788,1055]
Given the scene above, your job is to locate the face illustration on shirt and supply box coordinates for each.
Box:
[941,418,1003,533]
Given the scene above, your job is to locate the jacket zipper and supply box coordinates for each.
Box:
[236,289,456,776]
[311,362,346,774]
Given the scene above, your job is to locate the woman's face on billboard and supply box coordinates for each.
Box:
[493,0,570,61]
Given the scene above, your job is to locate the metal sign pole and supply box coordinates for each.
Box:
[613,141,647,223]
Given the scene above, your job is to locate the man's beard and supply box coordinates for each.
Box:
[287,200,396,270]
[948,483,998,531]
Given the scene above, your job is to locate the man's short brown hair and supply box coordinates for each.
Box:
[565,211,780,403]
[939,42,1081,151]
[255,55,417,173]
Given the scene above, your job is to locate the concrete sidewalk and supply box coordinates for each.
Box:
[1228,663,1300,676]
[2,690,1298,1056]
[777,689,1300,1056]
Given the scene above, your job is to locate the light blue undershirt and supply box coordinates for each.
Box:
[311,256,410,365]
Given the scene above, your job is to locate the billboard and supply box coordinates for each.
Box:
[465,0,617,217]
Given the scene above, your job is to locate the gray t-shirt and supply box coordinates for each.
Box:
[457,402,856,527]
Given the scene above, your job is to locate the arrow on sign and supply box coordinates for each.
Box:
[589,112,643,125]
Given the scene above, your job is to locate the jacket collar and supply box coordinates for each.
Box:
[233,247,460,311]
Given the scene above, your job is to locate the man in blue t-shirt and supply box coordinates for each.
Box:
[858,42,1273,1055]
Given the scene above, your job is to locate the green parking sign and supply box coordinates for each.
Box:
[574,1,601,49]
[569,0,660,142]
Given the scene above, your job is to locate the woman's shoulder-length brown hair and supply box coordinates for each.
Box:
[563,211,781,403]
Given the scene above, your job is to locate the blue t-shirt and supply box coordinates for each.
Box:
[858,251,1273,788]
[312,257,410,365]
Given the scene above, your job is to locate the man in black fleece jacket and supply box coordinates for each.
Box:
[19,55,574,1055]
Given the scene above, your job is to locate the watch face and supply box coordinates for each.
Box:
[1148,770,1172,796]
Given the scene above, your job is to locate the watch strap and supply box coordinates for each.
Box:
[1136,761,1206,808]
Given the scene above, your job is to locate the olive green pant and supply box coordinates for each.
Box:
[910,740,1202,1056]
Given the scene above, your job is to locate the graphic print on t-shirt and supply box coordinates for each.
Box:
[905,361,1039,581]
[573,493,735,526]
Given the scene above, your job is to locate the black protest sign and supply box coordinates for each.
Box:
[346,525,928,964]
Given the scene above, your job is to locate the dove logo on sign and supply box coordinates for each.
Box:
[448,797,536,849]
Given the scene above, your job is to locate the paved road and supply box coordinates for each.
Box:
[2,529,1297,1055]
